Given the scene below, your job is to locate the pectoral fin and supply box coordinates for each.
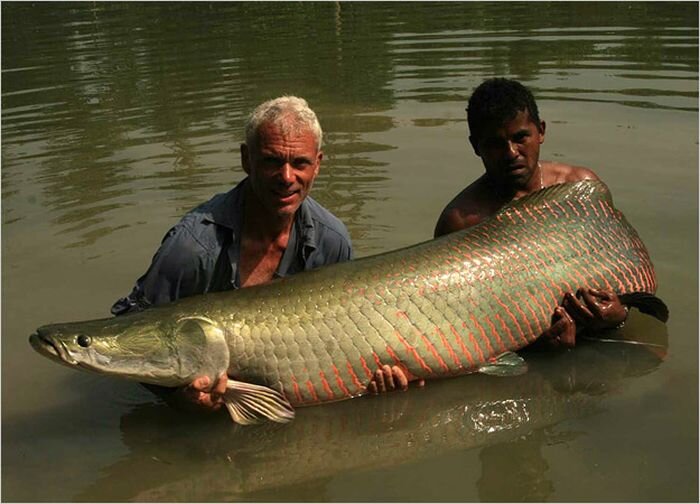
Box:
[477,351,528,377]
[223,379,295,425]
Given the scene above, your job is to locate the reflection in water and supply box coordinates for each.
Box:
[71,317,666,502]
[2,2,695,502]
[2,2,697,248]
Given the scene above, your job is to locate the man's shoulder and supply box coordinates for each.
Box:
[302,196,351,242]
[434,177,493,236]
[170,187,240,252]
[546,162,600,184]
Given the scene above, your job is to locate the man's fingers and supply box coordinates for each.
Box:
[213,373,228,395]
[382,364,395,391]
[541,307,576,349]
[558,308,576,348]
[374,369,387,394]
[391,365,409,391]
[368,381,378,395]
[190,375,211,391]
[563,292,594,321]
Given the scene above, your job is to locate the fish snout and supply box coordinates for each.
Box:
[29,327,78,365]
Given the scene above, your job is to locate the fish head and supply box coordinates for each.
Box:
[29,313,229,388]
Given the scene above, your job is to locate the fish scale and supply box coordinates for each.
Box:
[219,180,658,405]
[30,180,666,423]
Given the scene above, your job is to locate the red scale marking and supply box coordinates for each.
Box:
[331,365,352,397]
[469,228,547,341]
[372,351,383,368]
[291,375,304,404]
[419,332,450,372]
[566,200,583,219]
[318,370,335,400]
[469,314,496,357]
[516,290,546,336]
[640,256,655,291]
[566,231,615,291]
[483,315,507,352]
[488,286,531,343]
[523,205,540,223]
[609,228,648,291]
[536,202,556,220]
[345,361,365,392]
[436,326,463,369]
[552,201,571,219]
[583,229,625,291]
[494,311,527,347]
[545,232,597,292]
[385,344,403,366]
[466,326,487,363]
[512,207,527,223]
[305,380,319,402]
[450,324,476,367]
[394,330,434,374]
[359,356,374,379]
[593,224,637,290]
[519,235,571,302]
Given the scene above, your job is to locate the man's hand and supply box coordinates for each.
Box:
[537,306,577,349]
[367,364,425,395]
[562,288,628,331]
[165,372,228,413]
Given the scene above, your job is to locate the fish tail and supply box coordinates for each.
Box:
[619,292,669,322]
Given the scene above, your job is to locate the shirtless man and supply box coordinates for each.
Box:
[435,78,627,347]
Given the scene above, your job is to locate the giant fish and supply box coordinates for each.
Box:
[29,180,669,425]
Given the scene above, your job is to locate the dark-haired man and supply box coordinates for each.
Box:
[435,78,627,346]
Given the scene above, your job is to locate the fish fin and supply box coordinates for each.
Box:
[222,379,295,425]
[618,293,669,322]
[477,351,528,377]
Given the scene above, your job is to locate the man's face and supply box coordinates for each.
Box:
[470,109,545,188]
[241,121,322,219]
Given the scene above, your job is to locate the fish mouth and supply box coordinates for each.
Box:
[29,331,78,366]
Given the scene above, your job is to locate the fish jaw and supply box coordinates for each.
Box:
[29,331,78,367]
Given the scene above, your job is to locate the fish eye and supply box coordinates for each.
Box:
[77,335,91,348]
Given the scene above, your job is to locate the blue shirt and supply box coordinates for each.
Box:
[111,178,353,315]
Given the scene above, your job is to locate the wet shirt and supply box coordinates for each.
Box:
[111,178,353,315]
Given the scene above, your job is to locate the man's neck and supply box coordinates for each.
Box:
[239,192,297,288]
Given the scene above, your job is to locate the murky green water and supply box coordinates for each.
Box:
[2,2,697,502]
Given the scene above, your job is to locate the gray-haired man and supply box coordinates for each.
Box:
[113,96,405,412]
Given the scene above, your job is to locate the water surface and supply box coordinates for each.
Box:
[2,2,697,502]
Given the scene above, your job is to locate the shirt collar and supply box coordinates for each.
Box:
[201,178,246,232]
[202,177,319,275]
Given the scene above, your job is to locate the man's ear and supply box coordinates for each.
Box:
[314,151,323,176]
[240,144,250,175]
[468,135,480,156]
[538,120,546,144]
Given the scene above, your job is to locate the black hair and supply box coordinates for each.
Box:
[467,78,541,141]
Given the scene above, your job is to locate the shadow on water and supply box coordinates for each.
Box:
[65,314,667,502]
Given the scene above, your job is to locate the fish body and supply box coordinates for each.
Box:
[30,180,668,424]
